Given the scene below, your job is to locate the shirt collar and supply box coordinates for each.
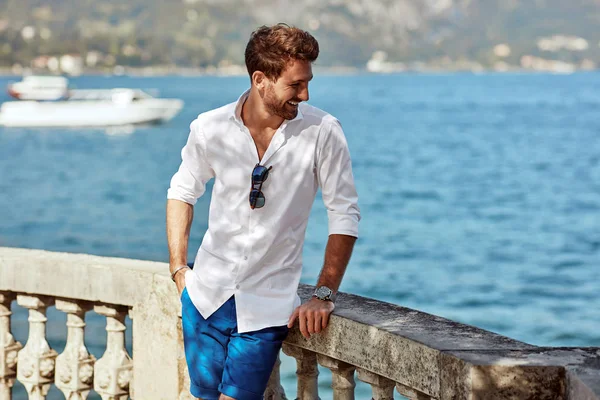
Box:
[230,88,304,126]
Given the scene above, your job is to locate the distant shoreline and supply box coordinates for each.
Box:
[0,65,598,78]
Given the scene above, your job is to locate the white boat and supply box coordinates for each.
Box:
[7,75,69,101]
[0,88,184,127]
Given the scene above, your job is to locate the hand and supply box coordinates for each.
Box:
[287,297,335,339]
[173,267,189,296]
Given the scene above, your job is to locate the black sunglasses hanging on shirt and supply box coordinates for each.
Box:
[249,164,272,209]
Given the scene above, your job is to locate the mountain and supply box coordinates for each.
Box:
[1,0,599,71]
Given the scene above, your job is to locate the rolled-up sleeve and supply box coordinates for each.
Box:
[316,120,360,237]
[167,118,215,205]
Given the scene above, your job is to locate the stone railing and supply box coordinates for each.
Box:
[0,247,598,400]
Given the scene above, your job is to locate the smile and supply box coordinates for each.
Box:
[287,101,299,107]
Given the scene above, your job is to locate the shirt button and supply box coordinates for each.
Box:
[236,284,240,289]
[243,256,248,260]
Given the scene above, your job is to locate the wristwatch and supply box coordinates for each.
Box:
[313,286,336,302]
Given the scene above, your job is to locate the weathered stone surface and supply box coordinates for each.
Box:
[54,299,95,399]
[317,355,356,400]
[567,365,600,400]
[472,365,565,399]
[356,368,394,400]
[296,286,534,352]
[565,349,600,400]
[287,316,440,396]
[286,286,536,398]
[440,348,600,400]
[282,344,319,400]
[263,355,287,400]
[0,247,165,307]
[132,273,190,400]
[439,351,471,400]
[0,248,192,399]
[93,305,132,400]
[0,291,22,399]
[396,382,433,399]
[16,295,58,399]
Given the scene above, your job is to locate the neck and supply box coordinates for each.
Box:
[241,88,285,132]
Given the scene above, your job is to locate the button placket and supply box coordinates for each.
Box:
[243,209,252,263]
[234,208,252,290]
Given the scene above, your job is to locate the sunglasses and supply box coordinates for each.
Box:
[249,164,272,209]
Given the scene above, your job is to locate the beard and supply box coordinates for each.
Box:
[264,84,298,120]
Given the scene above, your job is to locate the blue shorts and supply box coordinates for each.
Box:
[181,288,288,400]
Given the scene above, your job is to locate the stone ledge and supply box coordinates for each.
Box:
[1,247,598,399]
[439,348,600,400]
[287,285,537,397]
[443,347,600,368]
[0,246,171,307]
[292,286,600,399]
[297,285,534,352]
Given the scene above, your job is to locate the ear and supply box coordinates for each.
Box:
[251,71,267,89]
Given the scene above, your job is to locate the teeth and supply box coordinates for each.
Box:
[288,101,298,106]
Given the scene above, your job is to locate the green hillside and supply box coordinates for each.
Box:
[1,0,599,71]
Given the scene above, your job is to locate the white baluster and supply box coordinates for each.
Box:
[263,354,287,400]
[55,300,95,400]
[16,295,58,400]
[282,344,319,400]
[396,382,433,400]
[93,305,132,400]
[317,355,355,400]
[0,292,23,400]
[356,369,394,400]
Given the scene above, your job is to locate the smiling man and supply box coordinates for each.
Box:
[166,24,360,400]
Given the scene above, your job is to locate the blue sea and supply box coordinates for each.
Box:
[1,73,599,399]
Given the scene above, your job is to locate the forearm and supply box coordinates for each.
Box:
[289,234,356,338]
[166,199,194,271]
[316,234,357,292]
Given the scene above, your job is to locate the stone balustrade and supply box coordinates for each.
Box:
[0,247,599,400]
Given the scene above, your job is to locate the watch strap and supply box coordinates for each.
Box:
[170,265,189,282]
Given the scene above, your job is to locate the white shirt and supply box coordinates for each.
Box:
[167,90,360,333]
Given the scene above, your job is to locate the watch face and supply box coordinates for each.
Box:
[316,286,332,299]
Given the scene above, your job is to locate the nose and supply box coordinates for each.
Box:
[298,85,309,102]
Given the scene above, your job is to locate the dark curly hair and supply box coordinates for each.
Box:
[245,23,319,80]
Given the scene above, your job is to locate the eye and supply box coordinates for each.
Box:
[290,83,299,88]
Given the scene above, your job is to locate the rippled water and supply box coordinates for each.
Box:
[1,73,599,399]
